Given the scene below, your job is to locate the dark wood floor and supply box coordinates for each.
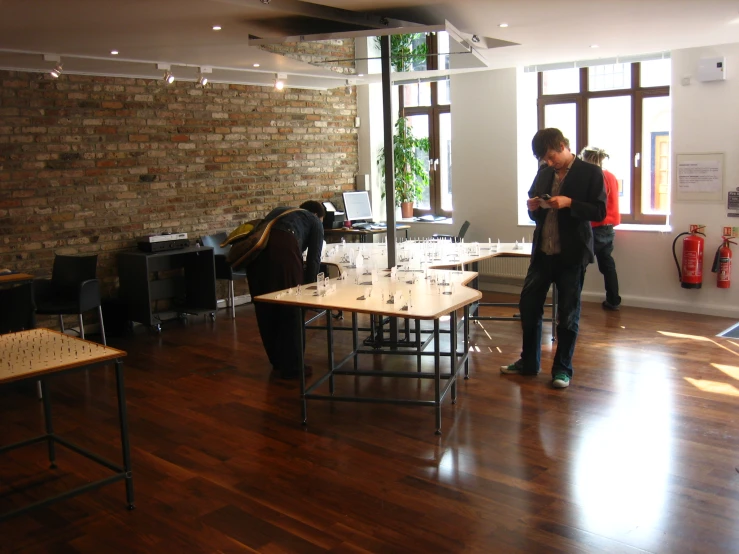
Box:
[2,293,739,553]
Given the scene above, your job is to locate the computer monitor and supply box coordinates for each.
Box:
[342,191,373,222]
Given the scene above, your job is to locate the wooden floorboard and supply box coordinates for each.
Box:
[2,293,739,553]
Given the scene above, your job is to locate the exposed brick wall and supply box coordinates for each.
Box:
[0,70,358,306]
[261,39,356,75]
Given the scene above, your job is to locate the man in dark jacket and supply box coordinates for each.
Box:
[501,129,606,388]
[247,201,325,379]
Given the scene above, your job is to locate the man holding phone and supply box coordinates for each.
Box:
[501,128,606,388]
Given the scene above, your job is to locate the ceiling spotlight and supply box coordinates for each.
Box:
[590,44,599,48]
[471,35,480,43]
[110,50,119,55]
[212,25,222,31]
[49,64,63,78]
[499,23,509,28]
[198,75,208,87]
[253,63,260,68]
[274,79,284,90]
[163,70,175,84]
[358,73,365,77]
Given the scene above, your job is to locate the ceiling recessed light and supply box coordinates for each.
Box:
[110,50,119,55]
[253,63,260,68]
[590,44,599,48]
[499,23,509,28]
[212,25,222,31]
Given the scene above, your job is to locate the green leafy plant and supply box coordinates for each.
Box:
[374,33,428,72]
[378,116,430,205]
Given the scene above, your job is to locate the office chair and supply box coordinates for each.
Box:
[433,220,470,243]
[201,232,247,319]
[0,282,36,334]
[34,254,106,345]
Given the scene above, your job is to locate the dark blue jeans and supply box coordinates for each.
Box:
[518,254,585,378]
[592,225,621,306]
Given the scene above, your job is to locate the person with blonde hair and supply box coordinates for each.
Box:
[580,147,621,310]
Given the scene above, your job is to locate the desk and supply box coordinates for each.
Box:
[0,329,134,522]
[324,225,410,243]
[118,246,217,332]
[321,241,557,338]
[0,272,34,285]
[255,266,481,434]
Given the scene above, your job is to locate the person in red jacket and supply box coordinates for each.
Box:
[581,147,621,310]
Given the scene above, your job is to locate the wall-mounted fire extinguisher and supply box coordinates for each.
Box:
[712,237,735,289]
[672,225,706,289]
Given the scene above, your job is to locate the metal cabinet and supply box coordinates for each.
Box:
[117,246,217,331]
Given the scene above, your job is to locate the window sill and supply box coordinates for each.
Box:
[399,218,454,225]
[520,221,672,232]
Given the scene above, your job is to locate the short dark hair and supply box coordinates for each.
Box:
[300,200,325,219]
[532,128,570,160]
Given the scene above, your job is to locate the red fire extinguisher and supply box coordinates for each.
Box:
[711,237,735,289]
[672,225,705,289]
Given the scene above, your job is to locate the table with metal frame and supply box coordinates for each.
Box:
[255,268,481,435]
[324,225,410,243]
[0,328,134,522]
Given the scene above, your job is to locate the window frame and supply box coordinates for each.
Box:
[398,34,452,218]
[537,63,670,225]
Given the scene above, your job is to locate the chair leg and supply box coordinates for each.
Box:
[59,315,65,333]
[98,305,107,346]
[37,381,42,400]
[230,280,236,319]
[78,314,85,340]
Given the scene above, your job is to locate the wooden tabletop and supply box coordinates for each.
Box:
[324,225,411,236]
[322,241,531,273]
[0,328,126,384]
[0,272,34,285]
[255,267,481,320]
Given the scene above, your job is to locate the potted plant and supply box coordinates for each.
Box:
[375,33,430,218]
[378,117,430,218]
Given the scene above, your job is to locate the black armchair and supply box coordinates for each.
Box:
[34,254,106,345]
[433,220,470,243]
[0,282,36,334]
[201,232,247,319]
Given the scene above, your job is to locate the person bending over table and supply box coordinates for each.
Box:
[501,128,606,389]
[247,201,325,379]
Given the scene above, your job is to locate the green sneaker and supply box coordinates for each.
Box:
[500,360,524,374]
[552,373,570,388]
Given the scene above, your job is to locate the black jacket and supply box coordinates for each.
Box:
[527,157,606,266]
[265,207,324,282]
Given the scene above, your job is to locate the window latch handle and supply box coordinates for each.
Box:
[634,153,641,168]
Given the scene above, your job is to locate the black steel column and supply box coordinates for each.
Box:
[380,34,398,345]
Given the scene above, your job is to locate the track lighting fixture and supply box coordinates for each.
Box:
[49,64,63,78]
[198,75,208,87]
[471,34,480,43]
[274,72,286,90]
[163,70,175,84]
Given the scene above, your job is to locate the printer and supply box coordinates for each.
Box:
[322,201,346,229]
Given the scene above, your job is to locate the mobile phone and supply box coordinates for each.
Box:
[541,194,551,200]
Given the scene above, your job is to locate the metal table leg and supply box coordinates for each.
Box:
[434,319,441,435]
[450,311,457,404]
[40,380,56,469]
[464,304,470,379]
[327,309,335,395]
[300,308,307,426]
[352,312,359,371]
[114,360,135,510]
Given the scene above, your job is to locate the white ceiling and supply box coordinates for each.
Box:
[0,0,738,88]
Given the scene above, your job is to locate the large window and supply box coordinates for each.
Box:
[400,32,452,217]
[537,60,671,225]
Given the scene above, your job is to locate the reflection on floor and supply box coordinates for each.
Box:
[2,293,739,552]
